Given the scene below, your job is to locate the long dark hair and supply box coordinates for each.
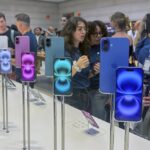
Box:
[94,20,108,37]
[141,13,150,38]
[62,16,90,56]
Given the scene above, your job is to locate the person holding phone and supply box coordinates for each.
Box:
[62,16,91,112]
[87,21,109,120]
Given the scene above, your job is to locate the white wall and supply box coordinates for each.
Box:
[59,0,150,22]
[0,0,59,29]
[0,0,150,30]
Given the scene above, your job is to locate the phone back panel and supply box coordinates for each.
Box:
[45,37,64,77]
[15,36,30,68]
[115,67,143,122]
[100,37,129,93]
[0,36,8,49]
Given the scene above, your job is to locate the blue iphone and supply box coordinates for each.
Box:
[45,37,64,77]
[0,49,12,74]
[115,67,143,122]
[99,37,129,93]
[53,58,72,96]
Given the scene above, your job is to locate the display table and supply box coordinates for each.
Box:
[0,79,150,150]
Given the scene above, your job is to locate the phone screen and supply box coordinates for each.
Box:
[115,67,143,122]
[0,49,12,74]
[21,52,35,82]
[53,58,72,96]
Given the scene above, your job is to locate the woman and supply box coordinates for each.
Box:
[87,21,109,120]
[110,12,134,66]
[62,17,91,112]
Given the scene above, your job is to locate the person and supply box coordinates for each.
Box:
[34,27,45,74]
[134,13,150,139]
[57,15,69,36]
[15,13,38,86]
[110,12,135,66]
[87,21,109,120]
[62,16,92,112]
[110,12,134,127]
[0,12,19,54]
[0,12,19,80]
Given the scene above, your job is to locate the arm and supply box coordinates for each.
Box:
[143,96,150,107]
[72,55,89,77]
[89,63,100,78]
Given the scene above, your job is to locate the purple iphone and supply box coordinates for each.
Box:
[15,36,30,68]
[21,52,35,82]
[81,110,99,129]
[0,49,12,74]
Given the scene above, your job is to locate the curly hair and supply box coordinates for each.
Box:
[61,16,90,56]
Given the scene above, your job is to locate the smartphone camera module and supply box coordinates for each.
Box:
[102,39,110,51]
[46,38,51,47]
[16,37,19,44]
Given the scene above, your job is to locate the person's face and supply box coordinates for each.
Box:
[90,25,102,45]
[73,21,87,44]
[16,20,23,33]
[0,17,7,31]
[60,17,67,28]
[34,28,41,35]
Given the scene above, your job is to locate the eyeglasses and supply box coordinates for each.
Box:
[92,32,102,36]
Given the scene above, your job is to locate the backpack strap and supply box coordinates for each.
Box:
[10,29,15,45]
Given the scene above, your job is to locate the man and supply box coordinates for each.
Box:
[0,12,19,53]
[57,15,68,36]
[34,27,45,74]
[0,12,19,81]
[15,13,38,86]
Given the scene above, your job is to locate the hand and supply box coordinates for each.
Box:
[76,55,89,69]
[143,96,150,107]
[93,63,100,74]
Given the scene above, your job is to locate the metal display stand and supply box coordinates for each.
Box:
[110,94,115,150]
[124,122,130,150]
[110,94,130,150]
[61,96,65,150]
[22,82,31,150]
[53,95,57,150]
[53,96,65,150]
[2,74,9,133]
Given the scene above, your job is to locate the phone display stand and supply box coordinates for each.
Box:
[29,88,46,105]
[81,110,99,136]
[22,81,32,150]
[110,94,130,150]
[1,75,9,133]
[53,95,65,150]
[6,77,16,89]
[110,94,115,150]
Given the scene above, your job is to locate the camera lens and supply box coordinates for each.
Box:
[46,38,51,47]
[16,37,19,44]
[102,39,109,51]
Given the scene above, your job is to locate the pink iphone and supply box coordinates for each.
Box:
[15,36,30,68]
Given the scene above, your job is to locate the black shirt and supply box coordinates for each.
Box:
[0,28,19,49]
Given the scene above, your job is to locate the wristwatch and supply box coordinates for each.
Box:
[73,61,81,72]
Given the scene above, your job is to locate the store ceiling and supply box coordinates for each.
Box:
[39,0,68,2]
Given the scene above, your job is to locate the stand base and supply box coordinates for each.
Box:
[85,128,99,135]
